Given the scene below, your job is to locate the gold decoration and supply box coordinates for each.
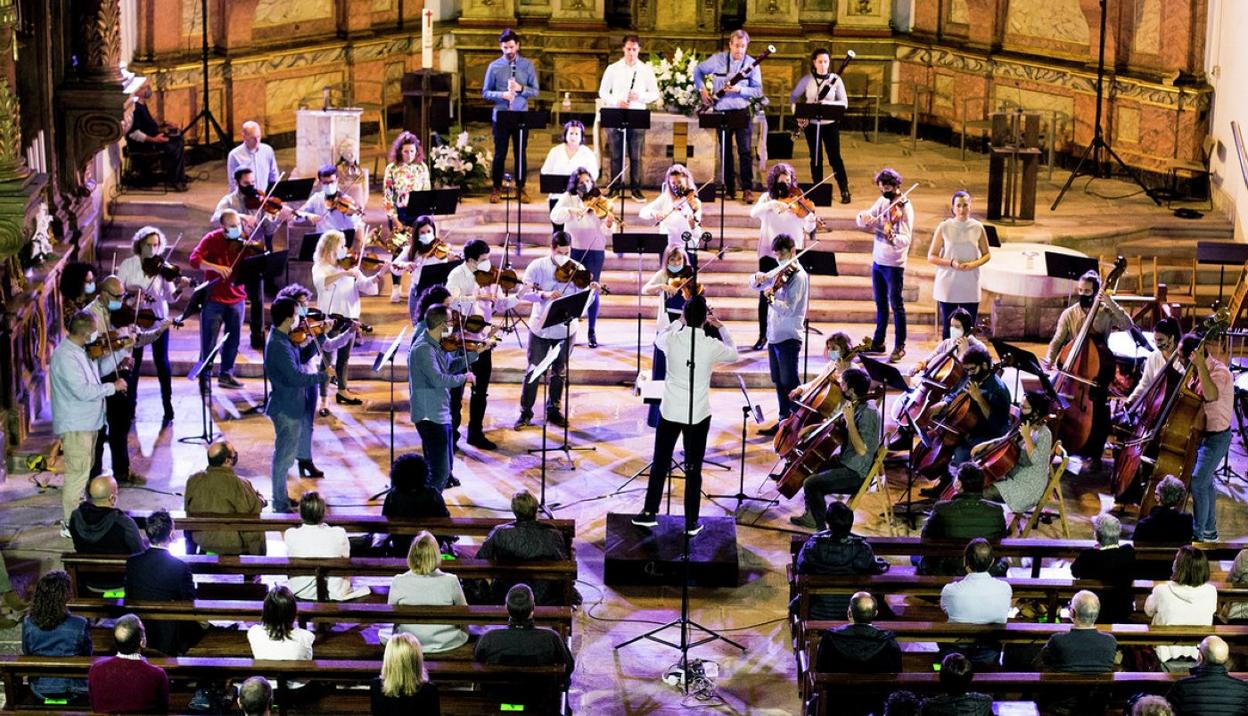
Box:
[85,0,122,73]
[0,76,24,176]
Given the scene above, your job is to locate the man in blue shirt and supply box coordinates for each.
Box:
[693,29,762,203]
[748,234,807,427]
[408,305,476,491]
[482,28,539,205]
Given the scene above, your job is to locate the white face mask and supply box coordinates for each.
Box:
[667,262,683,273]
[553,253,570,267]
[477,258,492,272]
[88,330,100,343]
[335,246,348,260]
[140,245,155,258]
[950,326,965,339]
[827,349,841,362]
[418,231,435,245]
[324,182,338,196]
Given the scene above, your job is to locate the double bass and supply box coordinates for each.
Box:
[1049,257,1128,454]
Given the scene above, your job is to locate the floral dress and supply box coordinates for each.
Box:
[383,161,431,225]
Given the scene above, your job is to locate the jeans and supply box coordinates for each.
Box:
[520,334,572,416]
[269,412,301,512]
[576,249,605,335]
[642,416,711,529]
[417,420,454,491]
[871,263,907,350]
[804,123,848,191]
[718,117,753,196]
[491,124,526,189]
[1191,428,1233,538]
[607,127,645,190]
[128,328,172,416]
[756,257,778,340]
[451,348,493,437]
[199,299,244,380]
[803,463,864,529]
[768,338,802,419]
[92,381,133,480]
[298,398,314,461]
[938,301,980,340]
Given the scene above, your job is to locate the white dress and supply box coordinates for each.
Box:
[931,217,986,303]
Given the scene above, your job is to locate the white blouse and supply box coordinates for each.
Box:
[312,259,381,319]
[550,193,610,252]
[540,144,599,200]
[749,194,815,260]
[931,217,986,303]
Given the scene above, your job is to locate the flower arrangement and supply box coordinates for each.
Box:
[648,47,707,117]
[429,131,491,190]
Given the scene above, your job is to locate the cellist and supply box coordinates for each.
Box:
[1045,269,1133,474]
[973,392,1054,514]
[919,346,1012,498]
[889,308,985,450]
[1177,334,1234,542]
[788,367,880,531]
[787,332,856,401]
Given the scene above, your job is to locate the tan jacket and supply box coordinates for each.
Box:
[184,466,266,555]
[1046,298,1131,365]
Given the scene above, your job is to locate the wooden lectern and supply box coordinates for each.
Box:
[401,70,453,156]
[986,110,1042,222]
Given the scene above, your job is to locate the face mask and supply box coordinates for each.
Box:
[1078,294,1095,310]
[477,258,492,273]
[1021,409,1033,422]
[773,181,789,198]
[140,245,155,259]
[553,253,570,267]
[418,231,435,245]
[107,299,123,311]
[87,330,100,343]
[225,226,242,240]
[882,188,898,199]
[84,281,96,295]
[323,182,338,196]
[240,185,259,197]
[667,261,683,273]
[298,306,309,317]
[335,246,348,260]
[950,326,965,339]
[827,349,841,362]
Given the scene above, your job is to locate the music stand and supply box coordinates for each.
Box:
[600,108,652,220]
[298,234,323,263]
[402,189,461,223]
[1196,242,1248,305]
[990,339,1063,409]
[699,110,752,255]
[800,251,839,380]
[539,173,570,195]
[176,279,218,325]
[613,232,669,374]
[526,342,565,513]
[411,259,460,301]
[983,224,1003,248]
[527,289,595,466]
[371,325,410,474]
[858,354,915,525]
[495,109,550,251]
[270,179,317,203]
[707,374,773,517]
[180,334,228,445]
[794,104,846,207]
[1044,251,1100,304]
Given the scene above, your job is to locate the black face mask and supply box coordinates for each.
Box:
[1078,294,1095,310]
[882,188,898,199]
[240,185,259,197]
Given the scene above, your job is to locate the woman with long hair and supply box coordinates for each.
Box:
[1145,545,1217,670]
[371,632,440,715]
[789,47,850,203]
[392,215,453,318]
[21,570,92,699]
[550,167,614,347]
[639,164,704,253]
[311,230,388,406]
[383,131,431,301]
[246,585,315,689]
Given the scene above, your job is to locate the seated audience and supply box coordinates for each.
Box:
[940,538,1011,667]
[475,583,574,706]
[68,474,146,592]
[184,440,267,555]
[918,464,1007,576]
[1070,513,1137,623]
[795,501,889,620]
[87,614,170,714]
[1224,548,1248,624]
[125,510,202,656]
[815,591,901,716]
[1134,475,1194,569]
[1040,590,1118,672]
[388,531,469,653]
[247,586,314,690]
[238,676,273,716]
[1166,635,1248,716]
[884,691,922,716]
[371,632,441,716]
[380,452,450,557]
[1145,545,1217,671]
[284,492,369,600]
[919,653,992,716]
[1131,694,1175,716]
[477,490,569,605]
[21,570,91,701]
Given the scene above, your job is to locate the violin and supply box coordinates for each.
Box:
[860,183,919,242]
[414,237,460,261]
[554,259,611,294]
[141,255,182,281]
[328,193,363,217]
[439,331,501,353]
[474,266,524,294]
[85,331,135,360]
[289,317,328,345]
[580,188,623,227]
[665,266,705,300]
[111,304,180,330]
[760,241,821,304]
[449,310,493,335]
[773,181,830,230]
[336,250,388,272]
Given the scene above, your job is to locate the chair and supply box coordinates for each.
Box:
[120,140,169,193]
[1009,441,1070,538]
[846,444,895,536]
[960,95,994,161]
[877,80,932,149]
[1164,135,1215,211]
[841,73,879,143]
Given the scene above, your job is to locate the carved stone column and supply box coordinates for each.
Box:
[58,0,128,195]
[72,0,124,83]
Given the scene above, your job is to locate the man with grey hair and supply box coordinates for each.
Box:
[87,614,170,713]
[1040,590,1117,673]
[238,675,273,716]
[1071,513,1137,622]
[1167,635,1248,715]
[1131,695,1174,716]
[1135,474,1195,547]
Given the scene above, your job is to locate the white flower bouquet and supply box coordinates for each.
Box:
[648,47,707,117]
[430,131,491,190]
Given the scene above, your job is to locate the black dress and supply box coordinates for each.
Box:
[369,677,440,716]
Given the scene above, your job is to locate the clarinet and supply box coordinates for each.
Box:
[507,60,518,110]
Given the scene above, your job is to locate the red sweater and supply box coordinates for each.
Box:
[189,229,249,305]
[87,656,169,714]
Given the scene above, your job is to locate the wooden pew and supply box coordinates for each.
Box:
[62,554,580,605]
[0,655,568,716]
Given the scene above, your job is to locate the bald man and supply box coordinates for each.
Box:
[814,591,900,716]
[184,441,267,555]
[1167,635,1248,715]
[68,475,146,591]
[227,120,279,194]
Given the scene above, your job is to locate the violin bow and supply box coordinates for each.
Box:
[668,252,726,296]
[653,180,714,225]
[244,171,287,244]
[764,238,823,281]
[862,182,920,227]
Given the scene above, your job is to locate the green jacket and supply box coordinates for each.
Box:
[918,492,1007,576]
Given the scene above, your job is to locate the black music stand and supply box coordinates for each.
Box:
[411,259,460,302]
[600,108,652,218]
[613,232,669,374]
[372,325,410,476]
[180,334,227,445]
[270,179,317,203]
[527,288,595,466]
[402,189,461,224]
[699,109,752,254]
[1196,241,1248,306]
[525,341,564,514]
[795,103,846,207]
[176,279,217,326]
[800,251,839,380]
[707,374,773,517]
[1044,251,1100,305]
[859,354,916,527]
[495,109,550,199]
[991,339,1063,407]
[540,173,571,232]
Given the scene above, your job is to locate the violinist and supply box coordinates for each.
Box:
[928,191,991,339]
[1045,269,1132,473]
[749,163,817,351]
[392,215,452,321]
[211,168,284,349]
[855,168,913,363]
[973,392,1054,514]
[189,209,251,389]
[639,164,705,254]
[789,48,850,203]
[642,246,695,428]
[58,261,98,324]
[407,305,476,492]
[749,234,809,433]
[274,284,355,459]
[299,164,365,236]
[87,276,172,487]
[446,240,516,451]
[117,227,191,425]
[788,367,879,531]
[312,230,389,407]
[550,167,615,347]
[919,346,1011,498]
[540,121,599,227]
[1177,333,1234,543]
[382,131,432,301]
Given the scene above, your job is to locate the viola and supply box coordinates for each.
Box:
[773,183,830,230]
[860,183,919,241]
[773,337,874,457]
[141,256,182,281]
[554,258,610,294]
[580,189,623,227]
[328,193,363,216]
[110,304,180,330]
[474,266,524,294]
[439,331,501,354]
[665,266,705,300]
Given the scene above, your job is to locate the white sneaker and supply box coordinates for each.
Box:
[389,285,404,303]
[686,522,704,537]
[59,522,71,539]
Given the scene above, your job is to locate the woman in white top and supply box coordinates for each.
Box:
[247,586,315,687]
[639,164,705,257]
[749,163,817,351]
[1144,545,1218,667]
[541,120,599,231]
[641,245,693,428]
[387,531,469,653]
[550,168,617,347]
[788,48,850,203]
[311,229,388,405]
[928,190,991,340]
[283,492,370,601]
[392,216,451,323]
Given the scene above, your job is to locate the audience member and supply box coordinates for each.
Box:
[1040,590,1117,672]
[87,614,170,714]
[918,464,1007,576]
[1130,694,1174,716]
[1224,548,1248,623]
[237,676,273,716]
[939,538,1011,667]
[1070,513,1137,623]
[815,591,901,716]
[379,452,450,557]
[247,586,314,690]
[0,553,27,626]
[475,584,574,706]
[884,691,922,716]
[477,490,569,605]
[1134,475,1194,555]
[388,531,469,652]
[21,570,91,701]
[284,492,369,600]
[184,440,267,555]
[1145,545,1217,670]
[1166,635,1248,716]
[795,501,889,620]
[919,653,992,716]
[68,474,146,591]
[371,632,441,716]
[124,510,202,656]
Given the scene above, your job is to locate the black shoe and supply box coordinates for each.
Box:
[546,409,567,428]
[588,332,599,349]
[888,346,906,364]
[250,336,265,351]
[318,407,330,418]
[863,341,886,354]
[759,424,779,437]
[752,338,767,351]
[630,189,646,201]
[218,374,244,389]
[466,432,498,450]
[840,189,851,204]
[606,188,623,200]
[298,460,324,478]
[887,431,912,452]
[335,393,363,406]
[162,409,175,426]
[514,413,533,430]
[446,476,462,488]
[632,511,658,527]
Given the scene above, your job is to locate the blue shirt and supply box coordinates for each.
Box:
[941,571,1012,624]
[264,329,327,420]
[227,142,279,193]
[482,56,539,118]
[693,51,762,111]
[50,339,114,435]
[407,327,474,424]
[946,372,1012,442]
[750,265,808,344]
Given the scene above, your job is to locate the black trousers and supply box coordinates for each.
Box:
[450,347,493,439]
[92,374,133,479]
[804,123,848,191]
[717,114,753,195]
[491,124,526,189]
[127,329,172,416]
[756,256,778,340]
[642,416,711,529]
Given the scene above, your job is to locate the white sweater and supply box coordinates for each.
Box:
[1144,581,1217,662]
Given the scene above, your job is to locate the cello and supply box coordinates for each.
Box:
[892,331,975,432]
[1049,257,1128,454]
[770,395,871,499]
[910,356,1008,480]
[773,336,872,456]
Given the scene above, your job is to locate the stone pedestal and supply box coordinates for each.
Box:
[601,111,716,188]
[295,109,362,179]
